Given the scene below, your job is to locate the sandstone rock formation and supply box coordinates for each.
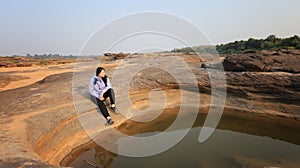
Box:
[223,49,300,72]
[0,50,299,167]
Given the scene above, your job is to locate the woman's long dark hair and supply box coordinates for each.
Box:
[96,67,108,86]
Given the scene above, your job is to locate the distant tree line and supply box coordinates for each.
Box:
[216,35,300,54]
[171,45,218,54]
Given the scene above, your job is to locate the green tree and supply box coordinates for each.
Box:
[266,35,277,42]
[216,35,300,54]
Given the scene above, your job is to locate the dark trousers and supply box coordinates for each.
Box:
[91,88,115,119]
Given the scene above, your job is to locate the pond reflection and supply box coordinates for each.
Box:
[69,128,300,168]
[67,110,300,168]
[94,145,118,168]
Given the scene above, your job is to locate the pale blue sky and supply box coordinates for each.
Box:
[0,0,299,55]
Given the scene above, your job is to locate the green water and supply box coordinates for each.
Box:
[68,126,300,168]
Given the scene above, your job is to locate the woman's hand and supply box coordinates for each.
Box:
[100,93,105,101]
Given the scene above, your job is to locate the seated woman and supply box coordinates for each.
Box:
[89,67,116,125]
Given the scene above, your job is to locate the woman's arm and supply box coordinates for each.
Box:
[89,77,100,98]
[101,77,112,93]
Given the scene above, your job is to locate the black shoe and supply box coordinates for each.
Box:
[107,118,114,125]
[110,106,117,113]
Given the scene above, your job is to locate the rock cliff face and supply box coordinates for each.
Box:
[221,50,300,117]
[223,49,300,72]
[0,50,299,167]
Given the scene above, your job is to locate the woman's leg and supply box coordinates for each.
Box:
[103,88,115,105]
[103,88,117,113]
[96,98,110,119]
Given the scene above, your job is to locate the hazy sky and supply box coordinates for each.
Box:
[0,0,300,55]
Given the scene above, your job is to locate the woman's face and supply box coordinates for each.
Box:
[99,69,106,77]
